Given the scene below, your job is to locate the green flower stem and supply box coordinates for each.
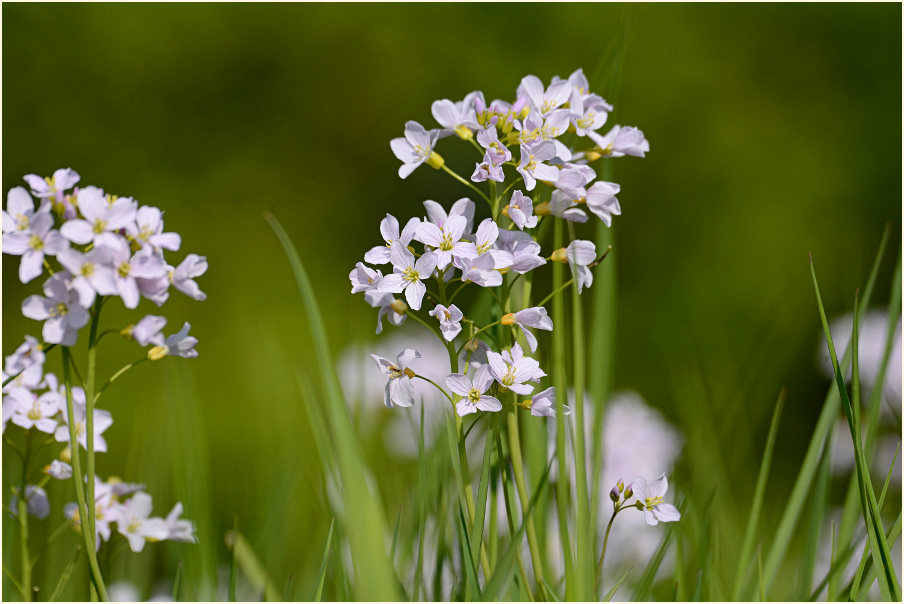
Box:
[595,503,626,590]
[84,299,103,567]
[506,399,545,591]
[62,348,109,601]
[94,358,148,403]
[18,433,32,602]
[447,281,470,305]
[490,181,499,221]
[412,375,454,405]
[535,246,613,309]
[500,178,523,199]
[440,164,490,205]
[455,320,502,356]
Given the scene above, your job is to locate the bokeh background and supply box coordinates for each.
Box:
[3,3,901,601]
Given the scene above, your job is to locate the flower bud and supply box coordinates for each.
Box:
[609,486,620,502]
[624,485,633,500]
[634,500,644,510]
[464,339,480,353]
[550,248,568,263]
[59,446,72,463]
[425,151,445,170]
[390,299,408,315]
[616,479,625,493]
[148,346,167,361]
[454,125,474,141]
[500,313,517,326]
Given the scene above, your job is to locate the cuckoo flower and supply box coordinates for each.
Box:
[107,241,168,309]
[584,181,622,227]
[501,306,553,353]
[365,291,407,335]
[487,342,546,395]
[422,198,475,234]
[2,212,68,283]
[171,254,208,301]
[126,205,181,252]
[390,120,443,178]
[23,168,80,201]
[378,241,437,311]
[53,386,113,452]
[57,247,117,308]
[552,240,597,293]
[59,186,137,246]
[2,186,48,234]
[505,190,538,230]
[130,314,167,347]
[432,92,481,139]
[447,365,502,416]
[117,492,169,553]
[164,503,198,543]
[430,304,463,341]
[588,125,650,158]
[517,141,560,191]
[364,213,421,265]
[415,214,471,270]
[495,230,546,274]
[525,386,569,418]
[6,387,59,434]
[350,262,383,294]
[517,74,571,118]
[370,349,421,409]
[631,475,681,526]
[21,273,90,346]
[456,253,503,288]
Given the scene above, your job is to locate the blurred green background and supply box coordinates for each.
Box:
[3,3,901,601]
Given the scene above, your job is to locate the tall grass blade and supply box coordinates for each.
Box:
[603,567,632,602]
[267,212,398,600]
[308,518,334,602]
[172,561,183,602]
[731,388,785,600]
[799,425,834,600]
[225,529,281,602]
[48,547,80,602]
[856,511,902,601]
[761,230,889,594]
[810,258,899,601]
[457,505,482,599]
[632,498,687,601]
[471,424,495,577]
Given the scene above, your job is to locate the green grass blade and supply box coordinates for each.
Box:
[172,561,183,601]
[691,569,703,602]
[856,511,902,601]
[48,547,80,602]
[632,498,687,601]
[471,422,495,578]
[810,258,899,601]
[761,230,889,594]
[457,505,483,599]
[267,212,398,601]
[482,457,553,602]
[731,388,785,600]
[799,425,834,600]
[603,566,632,602]
[225,529,281,602]
[308,518,334,602]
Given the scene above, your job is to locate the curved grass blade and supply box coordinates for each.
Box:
[810,259,900,601]
[761,230,889,594]
[225,529,281,602]
[48,547,80,602]
[267,212,398,601]
[308,518,334,602]
[603,567,632,602]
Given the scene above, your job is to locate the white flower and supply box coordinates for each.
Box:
[126,205,181,252]
[588,125,650,158]
[505,190,538,230]
[486,342,546,395]
[551,240,597,293]
[364,213,421,265]
[117,492,169,552]
[415,215,471,270]
[526,386,567,418]
[59,186,137,246]
[132,315,167,347]
[2,186,49,234]
[378,242,437,311]
[156,323,199,359]
[501,306,553,353]
[21,273,90,346]
[6,386,60,434]
[46,460,73,480]
[164,502,198,543]
[11,485,50,519]
[631,474,681,525]
[364,291,407,335]
[370,349,421,409]
[171,254,208,301]
[430,304,464,341]
[390,120,443,178]
[53,386,113,452]
[350,262,383,294]
[23,168,80,200]
[447,365,502,416]
[431,92,481,139]
[2,212,69,283]
[517,141,559,191]
[56,247,117,307]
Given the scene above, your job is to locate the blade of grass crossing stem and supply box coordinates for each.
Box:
[172,561,183,601]
[471,424,494,577]
[811,260,899,600]
[226,530,280,602]
[266,213,398,600]
[850,443,899,598]
[308,519,334,602]
[632,498,687,601]
[731,389,785,600]
[551,219,576,598]
[482,458,553,602]
[798,423,833,600]
[603,567,632,601]
[566,221,593,600]
[48,547,80,602]
[761,231,889,594]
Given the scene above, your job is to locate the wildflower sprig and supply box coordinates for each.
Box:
[350,68,677,599]
[2,169,205,601]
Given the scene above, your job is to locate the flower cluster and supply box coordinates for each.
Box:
[2,168,204,556]
[352,69,648,419]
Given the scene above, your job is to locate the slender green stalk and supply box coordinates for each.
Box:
[84,298,104,565]
[441,164,490,204]
[455,320,501,355]
[61,348,109,601]
[18,433,32,602]
[94,358,148,402]
[506,402,544,592]
[595,504,625,590]
[412,375,454,405]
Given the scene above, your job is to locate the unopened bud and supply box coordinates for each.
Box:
[59,446,72,463]
[616,479,625,493]
[390,299,408,315]
[501,313,517,326]
[624,486,634,500]
[609,486,620,502]
[148,346,167,361]
[121,325,135,340]
[426,151,445,170]
[584,150,602,162]
[534,201,551,216]
[454,125,474,141]
[551,248,568,263]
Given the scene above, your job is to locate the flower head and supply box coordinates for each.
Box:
[631,474,680,526]
[370,349,421,409]
[430,304,464,341]
[447,365,502,416]
[390,121,443,178]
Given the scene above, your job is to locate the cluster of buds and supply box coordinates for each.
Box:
[352,69,647,420]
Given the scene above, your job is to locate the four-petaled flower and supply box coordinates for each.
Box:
[370,349,421,409]
[631,474,680,526]
[446,365,502,416]
[487,342,546,395]
[430,304,463,341]
[378,242,437,311]
[390,121,443,178]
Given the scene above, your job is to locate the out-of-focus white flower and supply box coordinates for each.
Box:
[164,502,198,543]
[818,309,902,416]
[10,485,50,519]
[53,386,113,452]
[117,492,169,552]
[588,125,650,158]
[21,273,90,345]
[149,322,199,360]
[171,254,208,301]
[46,459,73,480]
[131,315,167,347]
